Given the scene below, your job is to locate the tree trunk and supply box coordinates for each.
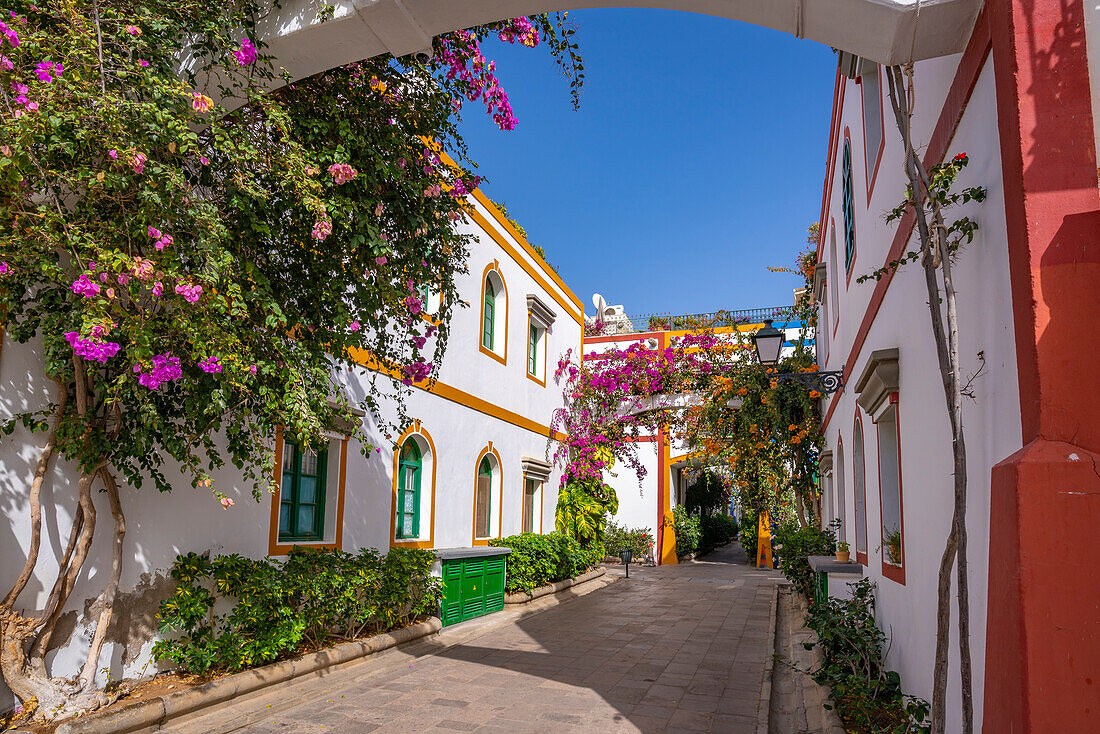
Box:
[79,468,126,690]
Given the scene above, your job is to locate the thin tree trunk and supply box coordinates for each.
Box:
[885,65,973,734]
[2,382,67,611]
[79,468,125,690]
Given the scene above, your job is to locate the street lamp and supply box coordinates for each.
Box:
[751,319,845,395]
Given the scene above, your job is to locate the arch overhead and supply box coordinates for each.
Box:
[259,0,982,85]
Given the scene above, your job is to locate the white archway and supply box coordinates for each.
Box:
[257,0,982,86]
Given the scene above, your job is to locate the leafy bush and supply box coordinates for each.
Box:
[807,579,930,733]
[489,532,604,593]
[739,509,759,560]
[153,547,439,674]
[673,506,701,558]
[603,521,655,561]
[699,514,739,553]
[773,520,837,599]
[685,471,732,516]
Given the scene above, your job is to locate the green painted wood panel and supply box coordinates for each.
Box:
[441,555,506,626]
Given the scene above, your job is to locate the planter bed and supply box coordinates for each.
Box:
[504,566,605,604]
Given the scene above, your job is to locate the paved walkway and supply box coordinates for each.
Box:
[171,545,785,734]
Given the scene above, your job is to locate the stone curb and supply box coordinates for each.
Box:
[756,583,779,734]
[54,617,443,734]
[503,566,605,604]
[808,624,847,734]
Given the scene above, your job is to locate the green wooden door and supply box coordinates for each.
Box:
[441,556,506,626]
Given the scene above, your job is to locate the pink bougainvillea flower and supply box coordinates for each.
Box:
[131,152,147,174]
[234,37,257,66]
[0,145,9,157]
[154,233,173,250]
[220,496,235,509]
[125,24,141,36]
[174,282,202,303]
[374,256,388,266]
[311,217,333,241]
[108,149,118,159]
[396,157,406,169]
[349,320,361,332]
[0,55,13,71]
[198,356,223,374]
[132,257,154,280]
[147,225,162,239]
[192,93,213,113]
[0,20,20,47]
[374,203,384,217]
[152,281,163,297]
[137,58,149,67]
[199,156,209,165]
[404,294,423,315]
[423,184,441,198]
[327,162,357,184]
[71,274,100,298]
[136,352,182,389]
[0,261,10,275]
[248,364,258,375]
[64,331,120,363]
[117,273,130,285]
[34,60,62,83]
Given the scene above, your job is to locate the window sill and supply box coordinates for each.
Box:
[526,370,546,387]
[269,539,337,556]
[479,343,507,366]
[881,559,906,585]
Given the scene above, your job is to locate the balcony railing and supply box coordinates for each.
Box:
[598,306,801,335]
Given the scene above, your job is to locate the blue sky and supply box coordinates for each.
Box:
[456,8,837,319]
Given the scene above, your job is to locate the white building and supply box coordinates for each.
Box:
[0,188,583,708]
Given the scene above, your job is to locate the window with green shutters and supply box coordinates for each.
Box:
[482,279,495,350]
[842,139,856,274]
[397,439,422,539]
[278,442,327,542]
[527,323,538,376]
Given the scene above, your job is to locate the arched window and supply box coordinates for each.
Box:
[482,279,496,350]
[397,439,422,539]
[842,138,856,275]
[829,225,840,328]
[475,456,493,539]
[853,415,868,561]
[836,436,847,545]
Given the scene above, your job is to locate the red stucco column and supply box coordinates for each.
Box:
[985,0,1100,730]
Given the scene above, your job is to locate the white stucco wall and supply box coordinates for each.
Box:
[0,196,580,711]
[817,54,1021,733]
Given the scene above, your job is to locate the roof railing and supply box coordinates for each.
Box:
[599,306,801,334]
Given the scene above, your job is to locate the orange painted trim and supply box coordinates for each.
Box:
[658,428,677,565]
[267,428,348,556]
[465,206,583,326]
[472,442,504,545]
[668,452,695,465]
[466,186,585,314]
[348,346,565,442]
[389,421,438,549]
[525,311,547,388]
[479,260,508,366]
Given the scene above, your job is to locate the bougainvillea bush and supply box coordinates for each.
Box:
[0,1,579,719]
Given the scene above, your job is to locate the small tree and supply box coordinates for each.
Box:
[0,1,580,719]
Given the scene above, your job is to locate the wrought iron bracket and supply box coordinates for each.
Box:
[773,370,845,395]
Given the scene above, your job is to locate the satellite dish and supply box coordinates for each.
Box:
[592,293,608,318]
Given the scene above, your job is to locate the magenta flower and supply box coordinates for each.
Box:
[0,261,9,275]
[117,274,131,285]
[108,149,118,160]
[220,496,235,509]
[125,24,141,36]
[198,356,223,374]
[152,281,163,297]
[374,256,388,266]
[192,93,213,113]
[349,321,361,332]
[34,60,62,83]
[0,55,12,71]
[136,352,182,389]
[64,332,121,363]
[174,282,202,303]
[404,295,423,315]
[0,20,20,47]
[147,226,162,239]
[311,217,332,241]
[234,38,257,66]
[248,364,258,375]
[131,152,147,174]
[137,58,149,67]
[199,156,209,165]
[71,274,100,298]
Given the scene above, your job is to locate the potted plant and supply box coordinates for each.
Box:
[836,541,850,563]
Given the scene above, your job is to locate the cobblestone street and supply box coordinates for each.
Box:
[169,546,785,734]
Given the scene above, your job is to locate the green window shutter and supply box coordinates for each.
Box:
[482,280,495,350]
[397,439,422,539]
[278,441,328,542]
[528,324,538,376]
[842,140,856,274]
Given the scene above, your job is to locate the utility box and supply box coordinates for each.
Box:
[807,555,863,607]
[435,547,510,626]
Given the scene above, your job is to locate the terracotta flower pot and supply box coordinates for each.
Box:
[836,550,850,563]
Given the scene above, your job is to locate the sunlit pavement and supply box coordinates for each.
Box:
[171,545,785,734]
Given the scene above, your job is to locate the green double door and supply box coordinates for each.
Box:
[441,556,506,626]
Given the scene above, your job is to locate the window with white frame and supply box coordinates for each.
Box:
[526,293,556,383]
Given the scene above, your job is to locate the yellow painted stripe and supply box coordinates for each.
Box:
[466,207,583,326]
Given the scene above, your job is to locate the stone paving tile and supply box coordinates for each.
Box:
[170,545,783,734]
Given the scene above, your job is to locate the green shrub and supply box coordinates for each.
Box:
[153,547,439,675]
[773,520,837,599]
[490,532,604,593]
[673,506,700,558]
[807,579,930,733]
[685,471,732,516]
[698,514,739,553]
[603,520,655,561]
[739,509,759,560]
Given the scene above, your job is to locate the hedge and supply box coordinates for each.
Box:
[489,532,604,593]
